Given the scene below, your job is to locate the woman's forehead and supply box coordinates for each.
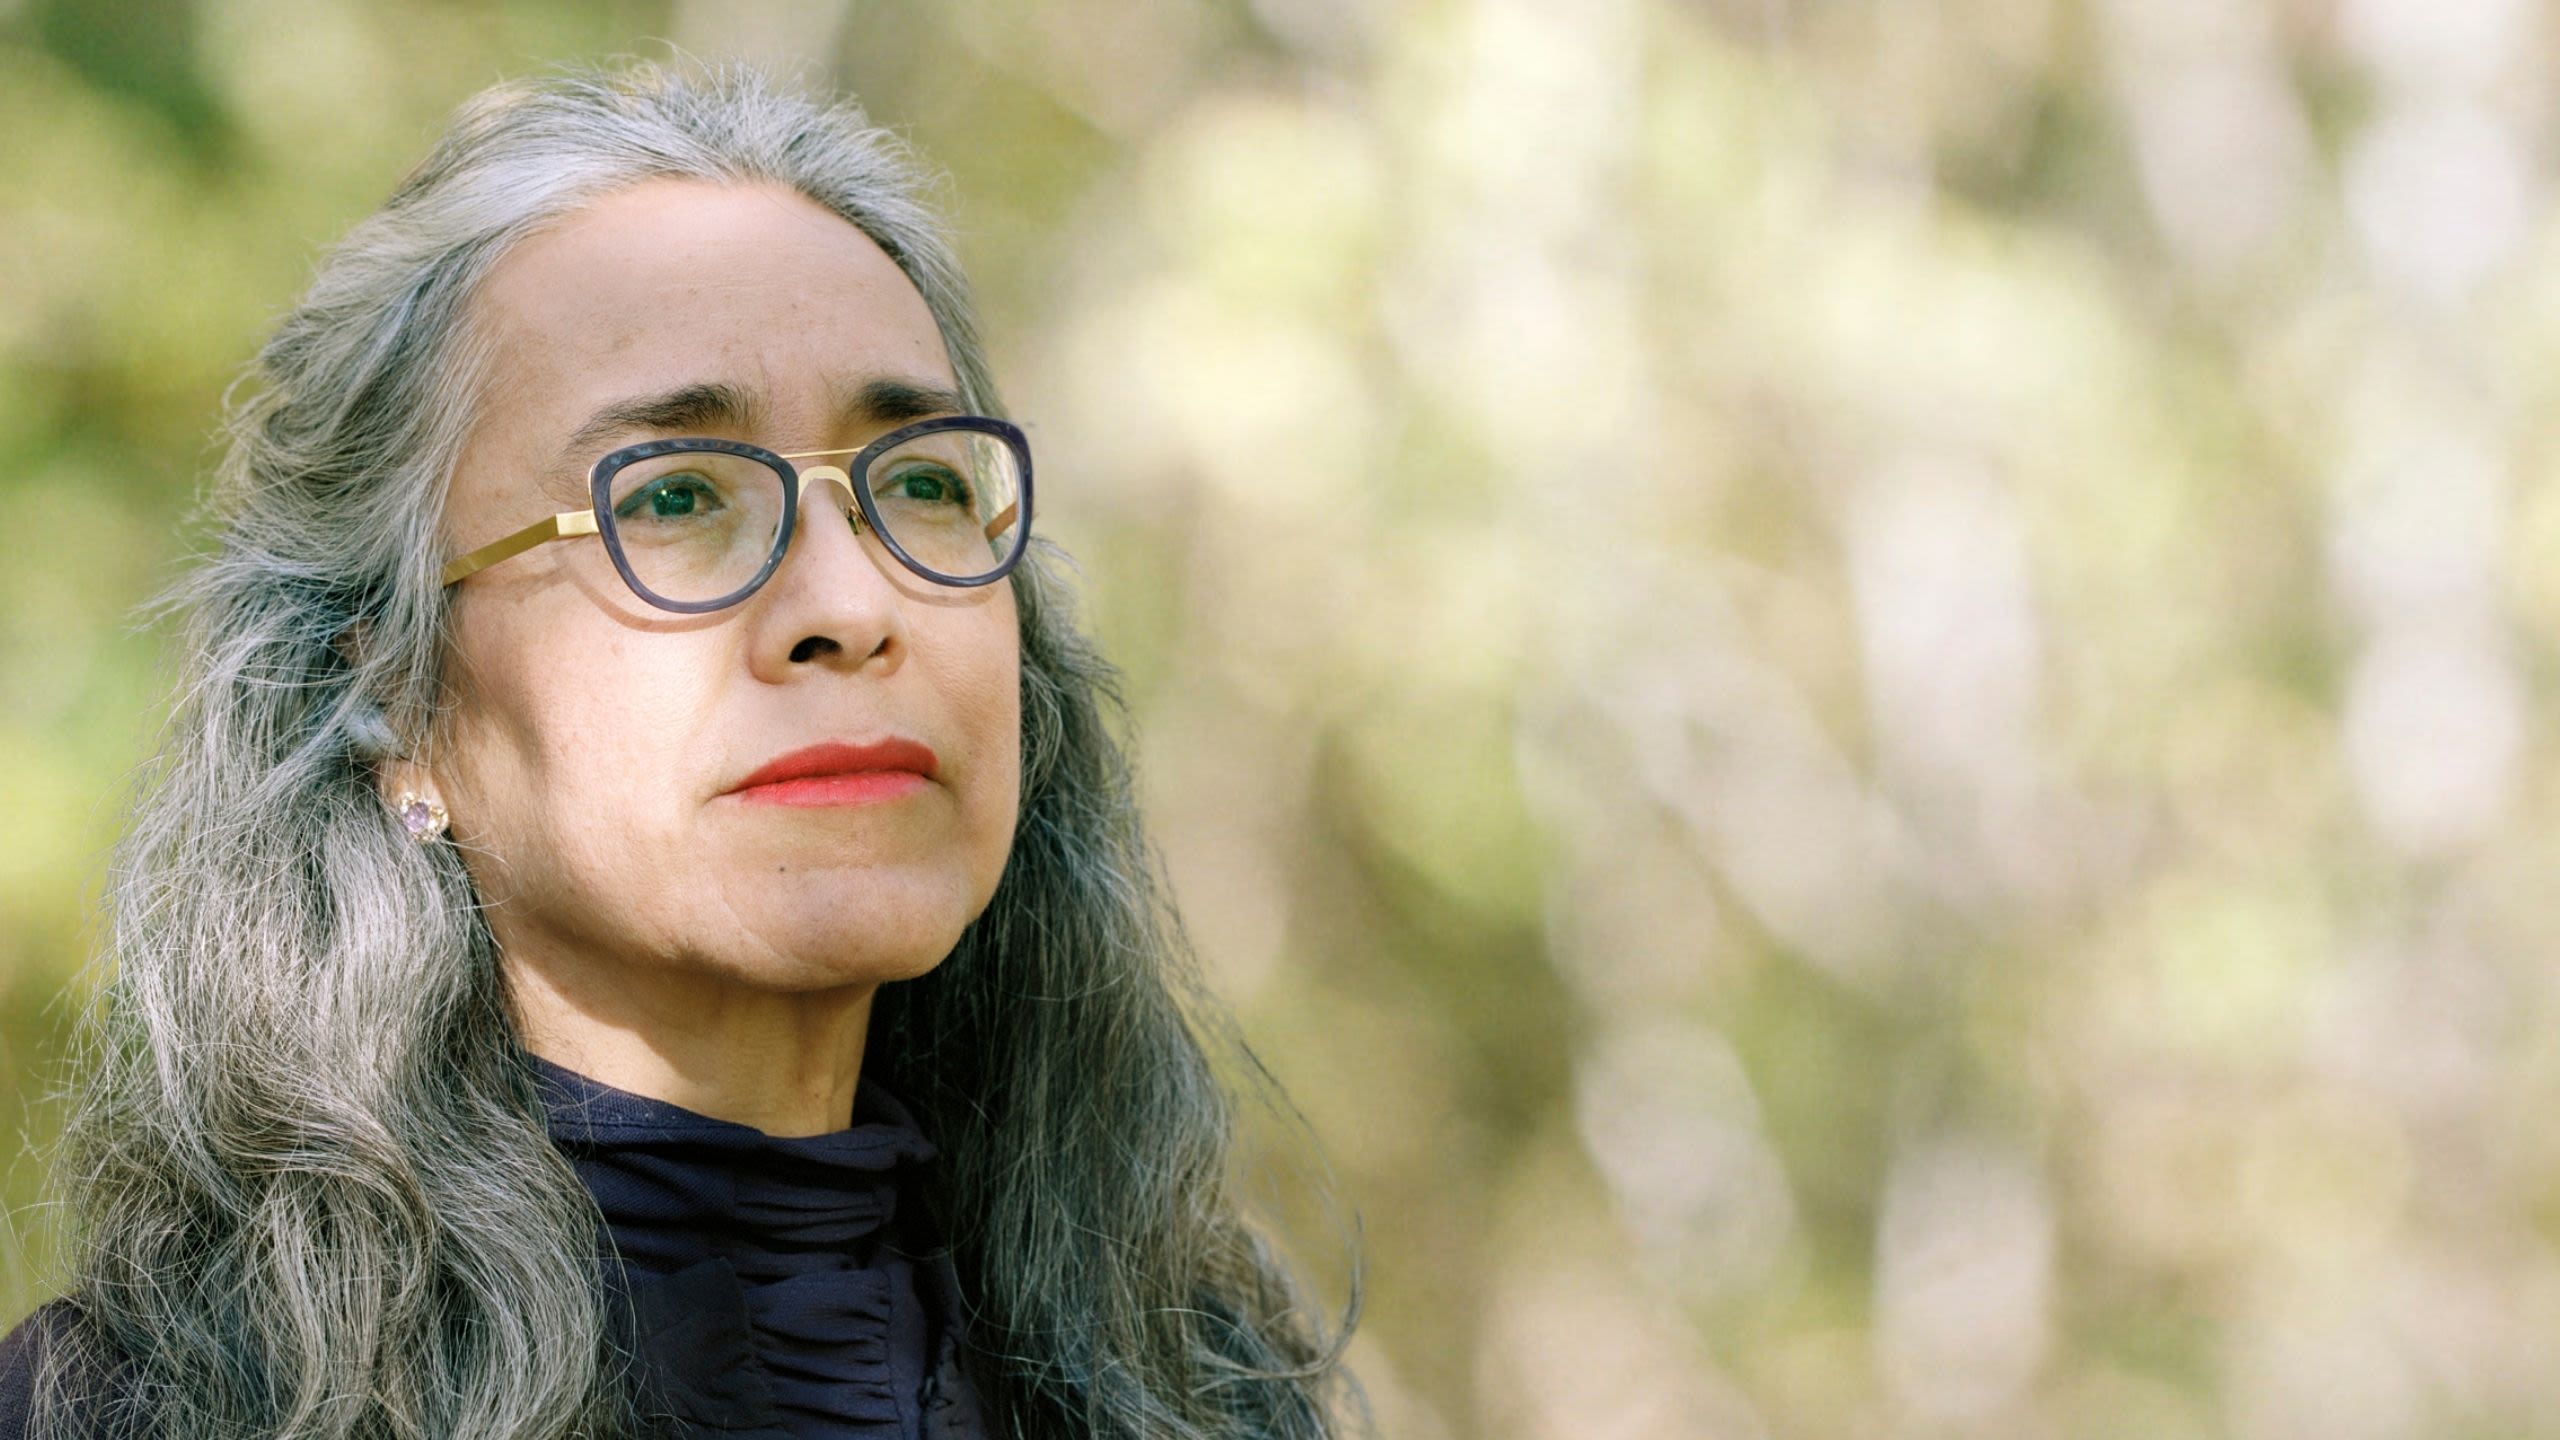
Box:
[441,183,960,531]
[461,178,954,457]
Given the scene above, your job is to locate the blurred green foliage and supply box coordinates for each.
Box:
[10,1,2560,1437]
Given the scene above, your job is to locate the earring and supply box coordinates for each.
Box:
[393,790,449,843]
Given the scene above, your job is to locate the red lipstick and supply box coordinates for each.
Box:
[725,739,939,807]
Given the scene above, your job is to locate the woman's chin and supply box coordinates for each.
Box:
[705,898,967,989]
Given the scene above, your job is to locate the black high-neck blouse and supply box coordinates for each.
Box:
[530,1054,990,1440]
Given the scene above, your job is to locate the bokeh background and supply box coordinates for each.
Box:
[3,0,2554,1436]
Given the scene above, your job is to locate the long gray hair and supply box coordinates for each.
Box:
[29,60,1360,1440]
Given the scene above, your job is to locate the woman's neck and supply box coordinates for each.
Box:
[504,952,878,1137]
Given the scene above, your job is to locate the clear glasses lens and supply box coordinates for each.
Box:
[863,425,1025,581]
[606,449,788,605]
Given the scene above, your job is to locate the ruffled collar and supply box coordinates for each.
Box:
[532,1054,941,1271]
[527,1053,981,1440]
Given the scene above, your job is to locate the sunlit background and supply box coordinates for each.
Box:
[7,0,2558,1436]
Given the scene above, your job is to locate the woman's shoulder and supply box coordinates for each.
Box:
[0,1297,128,1440]
[0,1299,72,1438]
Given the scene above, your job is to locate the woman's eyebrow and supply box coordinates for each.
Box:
[833,375,969,428]
[556,380,765,470]
[552,374,965,475]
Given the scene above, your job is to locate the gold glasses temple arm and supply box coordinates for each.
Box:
[440,510,599,587]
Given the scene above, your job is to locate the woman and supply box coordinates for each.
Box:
[0,60,1360,1440]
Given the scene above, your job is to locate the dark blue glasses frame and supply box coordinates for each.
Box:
[440,414,1033,613]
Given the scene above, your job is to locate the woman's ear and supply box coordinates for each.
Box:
[334,619,396,758]
[333,618,444,821]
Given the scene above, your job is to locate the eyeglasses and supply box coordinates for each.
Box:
[440,414,1032,613]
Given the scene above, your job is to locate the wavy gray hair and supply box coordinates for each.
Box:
[27,60,1360,1440]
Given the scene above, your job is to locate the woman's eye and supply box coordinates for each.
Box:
[615,473,724,521]
[878,463,972,507]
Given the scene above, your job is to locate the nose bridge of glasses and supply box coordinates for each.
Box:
[797,465,861,522]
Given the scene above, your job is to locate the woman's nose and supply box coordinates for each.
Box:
[742,468,908,672]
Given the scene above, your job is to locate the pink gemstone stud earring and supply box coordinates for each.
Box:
[394,790,449,843]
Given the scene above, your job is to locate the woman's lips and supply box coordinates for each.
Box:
[729,771,928,807]
[723,738,940,807]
